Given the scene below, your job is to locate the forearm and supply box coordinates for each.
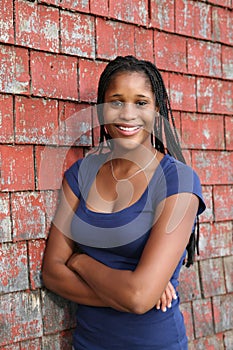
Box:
[42,262,108,307]
[68,254,146,313]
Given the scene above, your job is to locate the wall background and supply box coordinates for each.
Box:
[0,0,232,349]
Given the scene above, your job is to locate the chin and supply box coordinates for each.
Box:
[111,137,151,153]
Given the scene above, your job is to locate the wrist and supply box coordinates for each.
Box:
[67,253,88,272]
[75,254,88,273]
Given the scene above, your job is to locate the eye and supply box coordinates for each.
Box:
[110,100,123,108]
[136,100,148,107]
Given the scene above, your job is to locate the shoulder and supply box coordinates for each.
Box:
[64,152,109,198]
[155,154,205,215]
[160,154,199,185]
[65,152,108,176]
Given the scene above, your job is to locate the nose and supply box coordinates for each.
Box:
[119,103,137,121]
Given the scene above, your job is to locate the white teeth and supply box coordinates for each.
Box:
[118,126,139,131]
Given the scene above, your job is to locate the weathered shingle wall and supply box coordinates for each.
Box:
[0,0,232,348]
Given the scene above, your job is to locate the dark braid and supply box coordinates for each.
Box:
[96,55,199,267]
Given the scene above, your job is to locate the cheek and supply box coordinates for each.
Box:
[144,111,156,127]
[103,107,118,125]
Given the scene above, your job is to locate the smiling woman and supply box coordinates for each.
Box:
[42,55,206,350]
[103,71,156,152]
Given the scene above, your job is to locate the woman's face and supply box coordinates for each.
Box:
[103,71,156,151]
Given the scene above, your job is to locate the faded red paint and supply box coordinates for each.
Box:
[181,113,225,150]
[61,12,95,58]
[135,27,154,62]
[200,258,226,298]
[58,101,92,146]
[150,0,175,32]
[15,96,58,145]
[90,0,108,16]
[0,145,34,191]
[176,0,212,40]
[198,222,233,259]
[178,262,201,301]
[28,239,46,290]
[79,59,107,102]
[31,51,78,100]
[0,193,11,243]
[40,0,90,13]
[109,0,148,26]
[192,150,233,185]
[96,18,135,59]
[180,303,194,340]
[212,7,233,45]
[15,0,59,52]
[188,39,221,77]
[169,74,196,112]
[225,116,233,150]
[193,298,214,338]
[0,0,14,44]
[0,0,232,348]
[197,77,233,115]
[0,46,30,94]
[154,31,187,73]
[0,95,14,143]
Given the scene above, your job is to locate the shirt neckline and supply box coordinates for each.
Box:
[81,153,169,216]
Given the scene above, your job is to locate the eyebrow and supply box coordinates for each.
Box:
[109,93,152,99]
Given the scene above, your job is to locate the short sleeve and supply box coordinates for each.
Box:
[64,159,83,198]
[64,153,108,201]
[153,156,206,216]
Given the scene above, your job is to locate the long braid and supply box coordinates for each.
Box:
[96,55,198,266]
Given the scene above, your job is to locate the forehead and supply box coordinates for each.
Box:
[106,71,152,92]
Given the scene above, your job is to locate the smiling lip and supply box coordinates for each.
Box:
[115,124,142,136]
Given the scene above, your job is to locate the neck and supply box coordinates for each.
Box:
[112,142,155,157]
[110,146,157,175]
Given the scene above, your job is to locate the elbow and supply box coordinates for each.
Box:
[127,289,153,315]
[41,268,49,289]
[42,266,54,291]
[130,300,152,315]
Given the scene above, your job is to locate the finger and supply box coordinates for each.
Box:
[155,299,161,310]
[160,292,167,312]
[164,287,172,309]
[167,281,177,300]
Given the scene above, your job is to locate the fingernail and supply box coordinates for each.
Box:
[168,303,172,308]
[156,305,160,310]
[162,307,167,312]
[173,294,177,300]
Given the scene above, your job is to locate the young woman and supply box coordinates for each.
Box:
[42,56,205,349]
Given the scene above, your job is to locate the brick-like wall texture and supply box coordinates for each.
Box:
[0,0,232,349]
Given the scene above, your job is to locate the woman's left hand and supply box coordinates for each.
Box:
[155,281,177,312]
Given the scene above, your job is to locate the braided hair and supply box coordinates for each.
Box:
[96,55,198,267]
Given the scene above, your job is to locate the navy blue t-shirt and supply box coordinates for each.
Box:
[65,152,205,350]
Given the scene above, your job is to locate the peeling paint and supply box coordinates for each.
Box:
[157,3,170,29]
[212,10,221,42]
[203,128,210,140]
[6,80,28,94]
[171,89,184,104]
[183,1,191,28]
[223,61,233,79]
[0,243,29,293]
[0,20,12,42]
[42,21,59,41]
[199,4,210,39]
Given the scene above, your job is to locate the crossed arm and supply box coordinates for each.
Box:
[42,178,198,314]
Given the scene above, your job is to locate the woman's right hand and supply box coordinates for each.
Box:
[155,281,177,312]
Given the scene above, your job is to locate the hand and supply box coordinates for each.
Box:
[66,252,84,272]
[155,281,177,312]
